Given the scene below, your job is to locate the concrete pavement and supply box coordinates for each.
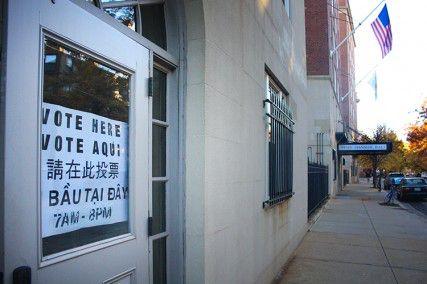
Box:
[280,183,427,284]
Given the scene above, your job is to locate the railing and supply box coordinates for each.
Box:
[308,163,329,217]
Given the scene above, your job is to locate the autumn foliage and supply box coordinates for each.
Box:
[406,121,427,172]
[357,125,406,176]
[357,100,426,176]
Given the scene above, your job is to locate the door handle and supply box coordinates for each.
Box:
[13,266,31,284]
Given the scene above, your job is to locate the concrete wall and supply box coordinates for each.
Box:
[337,0,358,183]
[183,0,207,282]
[306,77,342,196]
[184,0,309,282]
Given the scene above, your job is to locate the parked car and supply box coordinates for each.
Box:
[396,178,427,201]
[384,172,405,190]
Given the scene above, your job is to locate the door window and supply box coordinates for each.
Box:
[150,67,168,284]
[41,37,131,256]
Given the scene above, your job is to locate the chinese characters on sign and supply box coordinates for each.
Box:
[41,103,129,237]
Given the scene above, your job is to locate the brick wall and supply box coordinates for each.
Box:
[337,0,357,131]
[305,0,329,75]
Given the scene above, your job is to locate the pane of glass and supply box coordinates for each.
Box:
[152,181,166,235]
[152,125,166,177]
[140,4,167,49]
[41,38,130,256]
[153,68,167,121]
[153,237,167,284]
[105,6,137,31]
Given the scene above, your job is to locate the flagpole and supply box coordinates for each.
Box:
[356,63,380,86]
[330,0,386,58]
[341,62,382,101]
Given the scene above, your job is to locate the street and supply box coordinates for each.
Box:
[364,177,427,217]
[405,199,427,216]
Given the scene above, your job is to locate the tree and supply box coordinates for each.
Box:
[406,120,427,173]
[43,39,130,123]
[381,131,406,172]
[404,99,427,173]
[357,125,405,187]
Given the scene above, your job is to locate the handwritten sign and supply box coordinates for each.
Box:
[41,103,129,237]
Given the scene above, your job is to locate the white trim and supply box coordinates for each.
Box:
[149,231,169,240]
[153,176,169,182]
[41,234,135,267]
[153,119,169,127]
[103,267,136,284]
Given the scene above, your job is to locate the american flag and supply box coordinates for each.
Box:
[371,4,393,58]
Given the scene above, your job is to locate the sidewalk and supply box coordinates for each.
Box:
[280,183,427,284]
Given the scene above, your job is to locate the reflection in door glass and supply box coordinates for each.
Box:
[41,38,131,256]
[105,6,137,31]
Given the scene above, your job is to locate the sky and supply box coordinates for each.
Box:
[349,0,426,140]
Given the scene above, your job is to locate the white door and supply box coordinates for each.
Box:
[3,0,150,283]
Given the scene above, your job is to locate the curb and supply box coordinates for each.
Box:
[396,200,427,218]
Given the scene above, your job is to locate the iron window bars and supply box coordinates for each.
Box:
[316,133,325,165]
[263,77,295,208]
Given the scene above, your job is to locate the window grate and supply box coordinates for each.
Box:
[263,79,294,208]
[316,132,325,165]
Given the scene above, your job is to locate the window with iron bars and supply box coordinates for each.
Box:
[263,75,295,208]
